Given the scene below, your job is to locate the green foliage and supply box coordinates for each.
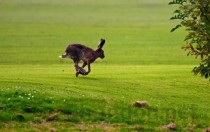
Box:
[169,0,210,80]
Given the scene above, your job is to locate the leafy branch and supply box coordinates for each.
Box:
[169,0,210,80]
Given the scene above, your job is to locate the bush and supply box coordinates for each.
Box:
[169,0,210,80]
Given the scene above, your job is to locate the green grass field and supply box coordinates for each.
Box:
[0,0,210,131]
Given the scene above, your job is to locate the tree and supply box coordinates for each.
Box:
[169,0,210,80]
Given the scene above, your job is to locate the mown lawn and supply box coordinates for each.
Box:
[0,0,209,131]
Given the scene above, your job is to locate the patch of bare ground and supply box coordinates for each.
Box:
[159,122,176,131]
[133,101,149,108]
[30,121,122,131]
[77,122,120,131]
[205,127,210,132]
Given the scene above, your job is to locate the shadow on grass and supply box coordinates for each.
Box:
[78,76,99,80]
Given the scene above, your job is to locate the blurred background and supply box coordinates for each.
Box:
[0,0,195,65]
